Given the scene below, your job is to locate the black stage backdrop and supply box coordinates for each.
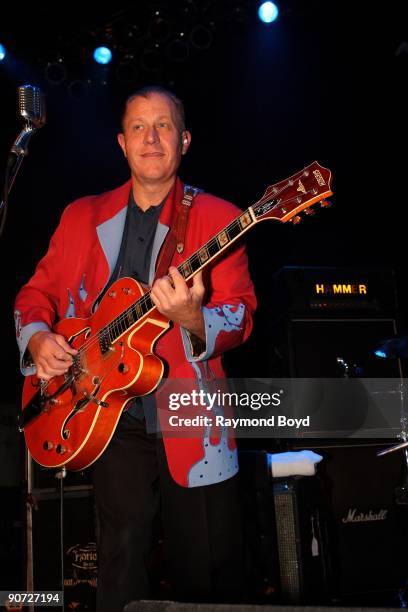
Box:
[0,1,407,401]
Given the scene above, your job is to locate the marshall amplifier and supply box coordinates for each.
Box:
[291,440,408,606]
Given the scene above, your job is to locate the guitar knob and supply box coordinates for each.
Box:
[304,208,315,216]
[43,441,53,451]
[56,444,66,454]
[291,216,302,225]
[320,200,332,208]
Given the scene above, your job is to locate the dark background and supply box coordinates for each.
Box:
[1,0,407,401]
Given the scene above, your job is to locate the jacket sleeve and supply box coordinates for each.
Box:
[180,200,256,362]
[14,207,69,375]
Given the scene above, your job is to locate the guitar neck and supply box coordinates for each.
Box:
[103,206,257,344]
[177,207,256,281]
[100,160,332,344]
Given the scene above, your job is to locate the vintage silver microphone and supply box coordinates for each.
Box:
[11,84,46,155]
[18,84,46,128]
[0,85,46,233]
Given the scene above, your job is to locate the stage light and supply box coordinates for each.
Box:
[93,46,112,65]
[0,43,6,62]
[258,2,279,24]
[375,350,387,359]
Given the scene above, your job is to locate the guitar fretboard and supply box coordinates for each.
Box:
[98,208,256,352]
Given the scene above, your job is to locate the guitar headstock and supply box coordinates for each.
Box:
[251,161,332,224]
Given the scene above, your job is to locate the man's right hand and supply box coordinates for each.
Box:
[27,331,78,380]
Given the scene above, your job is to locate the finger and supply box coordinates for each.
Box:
[54,334,78,355]
[168,266,186,292]
[45,355,73,370]
[190,273,205,306]
[191,270,204,295]
[37,363,69,379]
[153,275,176,300]
[53,352,74,364]
[151,284,171,310]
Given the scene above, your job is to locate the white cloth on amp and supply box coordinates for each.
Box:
[267,450,323,478]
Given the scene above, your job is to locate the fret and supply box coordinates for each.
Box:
[123,311,131,328]
[217,230,229,248]
[110,322,117,340]
[180,260,192,279]
[128,307,135,325]
[141,299,149,314]
[239,211,252,230]
[226,220,241,240]
[198,247,209,264]
[136,302,142,318]
[189,254,201,273]
[207,240,219,258]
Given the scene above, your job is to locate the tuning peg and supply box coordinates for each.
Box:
[291,215,302,225]
[319,200,333,208]
[304,208,315,216]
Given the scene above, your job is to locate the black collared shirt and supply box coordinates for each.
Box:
[110,188,165,286]
[108,188,165,426]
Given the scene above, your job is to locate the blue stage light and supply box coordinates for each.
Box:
[93,46,112,65]
[374,350,387,359]
[258,2,279,24]
[0,43,6,62]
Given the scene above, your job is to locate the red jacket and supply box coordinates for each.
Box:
[15,178,256,486]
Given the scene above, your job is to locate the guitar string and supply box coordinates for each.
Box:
[39,183,318,392]
[72,186,311,359]
[40,181,319,391]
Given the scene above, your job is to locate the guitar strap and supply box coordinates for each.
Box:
[154,184,202,281]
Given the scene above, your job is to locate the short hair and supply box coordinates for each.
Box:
[120,85,186,134]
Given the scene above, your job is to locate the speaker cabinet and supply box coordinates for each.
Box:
[0,403,24,487]
[31,487,97,611]
[274,318,400,378]
[0,487,24,590]
[292,440,408,605]
[272,475,331,604]
[239,451,330,605]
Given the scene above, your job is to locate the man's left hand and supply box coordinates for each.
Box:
[151,266,205,340]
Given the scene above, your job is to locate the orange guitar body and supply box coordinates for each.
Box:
[22,277,169,470]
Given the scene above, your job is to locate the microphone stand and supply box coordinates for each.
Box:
[0,121,38,237]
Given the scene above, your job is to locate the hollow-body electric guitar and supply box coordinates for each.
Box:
[21,161,332,470]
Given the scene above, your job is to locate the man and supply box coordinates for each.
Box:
[15,86,256,611]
